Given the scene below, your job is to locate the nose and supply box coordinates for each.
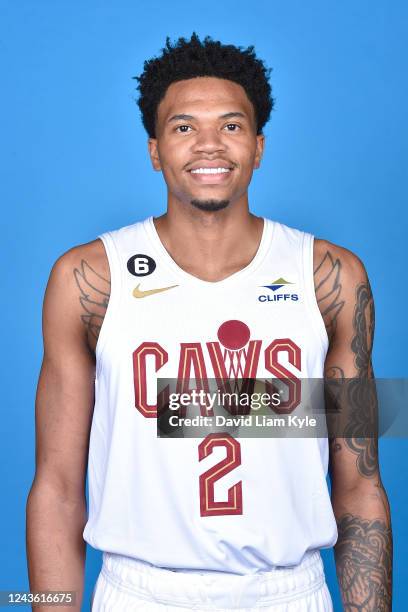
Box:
[192,127,226,155]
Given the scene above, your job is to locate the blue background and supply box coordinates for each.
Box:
[1,1,407,609]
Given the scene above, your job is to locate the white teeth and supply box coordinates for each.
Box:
[190,167,231,174]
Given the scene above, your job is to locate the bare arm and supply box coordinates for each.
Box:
[314,241,393,611]
[26,241,109,611]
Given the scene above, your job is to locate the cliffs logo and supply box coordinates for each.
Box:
[258,277,299,303]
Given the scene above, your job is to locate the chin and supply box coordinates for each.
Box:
[190,199,230,212]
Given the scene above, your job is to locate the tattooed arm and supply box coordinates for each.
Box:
[314,240,393,611]
[26,239,110,610]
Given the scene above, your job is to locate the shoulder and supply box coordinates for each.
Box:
[313,237,369,288]
[42,238,111,351]
[48,238,110,289]
[313,238,373,343]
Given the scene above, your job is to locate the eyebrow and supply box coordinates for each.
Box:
[167,111,247,123]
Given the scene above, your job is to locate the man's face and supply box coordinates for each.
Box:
[148,77,264,212]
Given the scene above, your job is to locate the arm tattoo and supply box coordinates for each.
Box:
[325,365,345,457]
[351,282,375,378]
[73,259,110,342]
[342,378,378,478]
[325,282,378,476]
[346,281,377,477]
[326,278,392,609]
[335,514,393,611]
[314,251,345,340]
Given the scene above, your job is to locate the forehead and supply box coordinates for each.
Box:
[157,77,255,122]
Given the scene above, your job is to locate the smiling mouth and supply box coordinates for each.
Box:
[189,167,232,175]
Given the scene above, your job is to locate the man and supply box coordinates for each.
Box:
[26,33,392,610]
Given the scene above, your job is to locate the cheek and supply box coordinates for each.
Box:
[158,142,187,174]
[236,152,258,176]
[232,140,258,166]
[159,158,187,187]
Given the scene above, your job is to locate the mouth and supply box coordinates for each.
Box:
[187,163,234,184]
[190,167,231,175]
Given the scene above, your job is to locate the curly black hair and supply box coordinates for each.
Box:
[133,32,275,138]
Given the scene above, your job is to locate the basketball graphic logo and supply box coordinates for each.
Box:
[216,319,251,379]
[214,319,257,404]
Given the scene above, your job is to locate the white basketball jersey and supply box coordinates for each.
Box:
[82,215,338,575]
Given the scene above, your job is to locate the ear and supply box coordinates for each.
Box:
[254,134,265,169]
[148,138,162,171]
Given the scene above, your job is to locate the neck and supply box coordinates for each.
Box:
[152,200,264,283]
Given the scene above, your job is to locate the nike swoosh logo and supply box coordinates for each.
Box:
[132,283,179,298]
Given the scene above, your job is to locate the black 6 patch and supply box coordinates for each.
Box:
[127,254,156,277]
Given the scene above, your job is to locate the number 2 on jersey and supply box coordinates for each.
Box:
[198,433,243,516]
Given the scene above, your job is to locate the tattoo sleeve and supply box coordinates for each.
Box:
[315,249,393,610]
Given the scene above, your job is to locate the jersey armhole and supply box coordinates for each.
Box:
[95,232,123,378]
[301,232,330,354]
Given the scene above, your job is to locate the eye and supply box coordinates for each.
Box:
[175,125,192,133]
[224,123,241,132]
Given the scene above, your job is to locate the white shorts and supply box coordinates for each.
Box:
[91,550,334,611]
